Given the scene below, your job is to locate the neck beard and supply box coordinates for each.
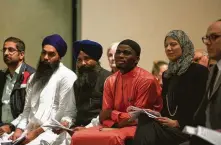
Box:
[30,59,60,93]
[76,64,101,88]
[4,58,22,71]
[6,61,20,68]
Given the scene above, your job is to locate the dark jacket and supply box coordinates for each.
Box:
[74,67,111,126]
[161,63,208,129]
[0,63,35,123]
[194,64,221,129]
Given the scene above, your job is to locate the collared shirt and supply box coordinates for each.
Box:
[11,63,77,131]
[2,63,22,123]
[102,66,163,127]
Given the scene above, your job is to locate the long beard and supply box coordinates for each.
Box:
[30,59,60,93]
[76,64,101,88]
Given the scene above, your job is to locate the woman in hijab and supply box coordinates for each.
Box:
[133,30,209,145]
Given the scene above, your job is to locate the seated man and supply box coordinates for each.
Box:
[71,39,163,145]
[180,19,221,145]
[1,34,77,145]
[73,40,111,128]
[73,41,118,131]
[0,37,35,133]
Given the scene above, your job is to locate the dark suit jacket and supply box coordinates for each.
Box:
[0,63,35,123]
[194,64,221,129]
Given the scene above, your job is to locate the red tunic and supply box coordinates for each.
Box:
[102,66,162,127]
[71,67,163,145]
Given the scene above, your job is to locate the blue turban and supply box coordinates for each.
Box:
[73,40,103,61]
[42,34,67,58]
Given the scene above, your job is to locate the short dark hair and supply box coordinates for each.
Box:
[4,37,25,52]
[216,19,221,22]
[152,60,168,76]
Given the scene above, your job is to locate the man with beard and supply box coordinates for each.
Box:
[1,34,77,145]
[72,40,111,130]
[71,39,162,145]
[0,37,35,133]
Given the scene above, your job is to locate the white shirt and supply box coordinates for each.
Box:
[2,64,22,123]
[11,63,77,131]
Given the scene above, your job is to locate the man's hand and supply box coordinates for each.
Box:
[156,117,179,128]
[66,126,85,136]
[9,128,23,141]
[21,127,44,144]
[198,56,209,67]
[0,128,5,136]
[61,121,69,127]
[193,53,209,67]
[99,110,112,122]
[117,118,130,128]
[73,126,86,132]
[52,121,70,134]
[0,125,11,136]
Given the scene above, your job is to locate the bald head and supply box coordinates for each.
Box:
[207,20,221,34]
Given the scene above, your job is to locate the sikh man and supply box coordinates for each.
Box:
[71,39,163,145]
[72,40,111,130]
[0,37,35,133]
[1,34,77,145]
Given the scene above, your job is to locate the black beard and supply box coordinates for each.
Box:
[76,64,101,88]
[4,55,20,67]
[30,59,60,92]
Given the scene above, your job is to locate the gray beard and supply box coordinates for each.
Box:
[76,64,101,88]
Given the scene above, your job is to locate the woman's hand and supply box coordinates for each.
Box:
[156,117,179,128]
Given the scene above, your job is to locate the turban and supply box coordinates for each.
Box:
[118,39,141,56]
[73,40,103,61]
[42,34,67,58]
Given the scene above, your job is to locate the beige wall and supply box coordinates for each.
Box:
[81,0,221,71]
[1,0,221,72]
[0,0,72,69]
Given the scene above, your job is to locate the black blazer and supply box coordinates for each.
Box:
[0,63,35,122]
[162,63,209,129]
[194,64,221,129]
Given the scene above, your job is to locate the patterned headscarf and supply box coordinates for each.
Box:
[164,30,194,78]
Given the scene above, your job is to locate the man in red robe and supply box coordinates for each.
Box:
[71,39,163,145]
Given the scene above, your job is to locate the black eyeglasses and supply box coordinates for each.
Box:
[202,34,221,44]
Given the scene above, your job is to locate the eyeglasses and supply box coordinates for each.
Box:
[0,47,19,54]
[202,34,221,44]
